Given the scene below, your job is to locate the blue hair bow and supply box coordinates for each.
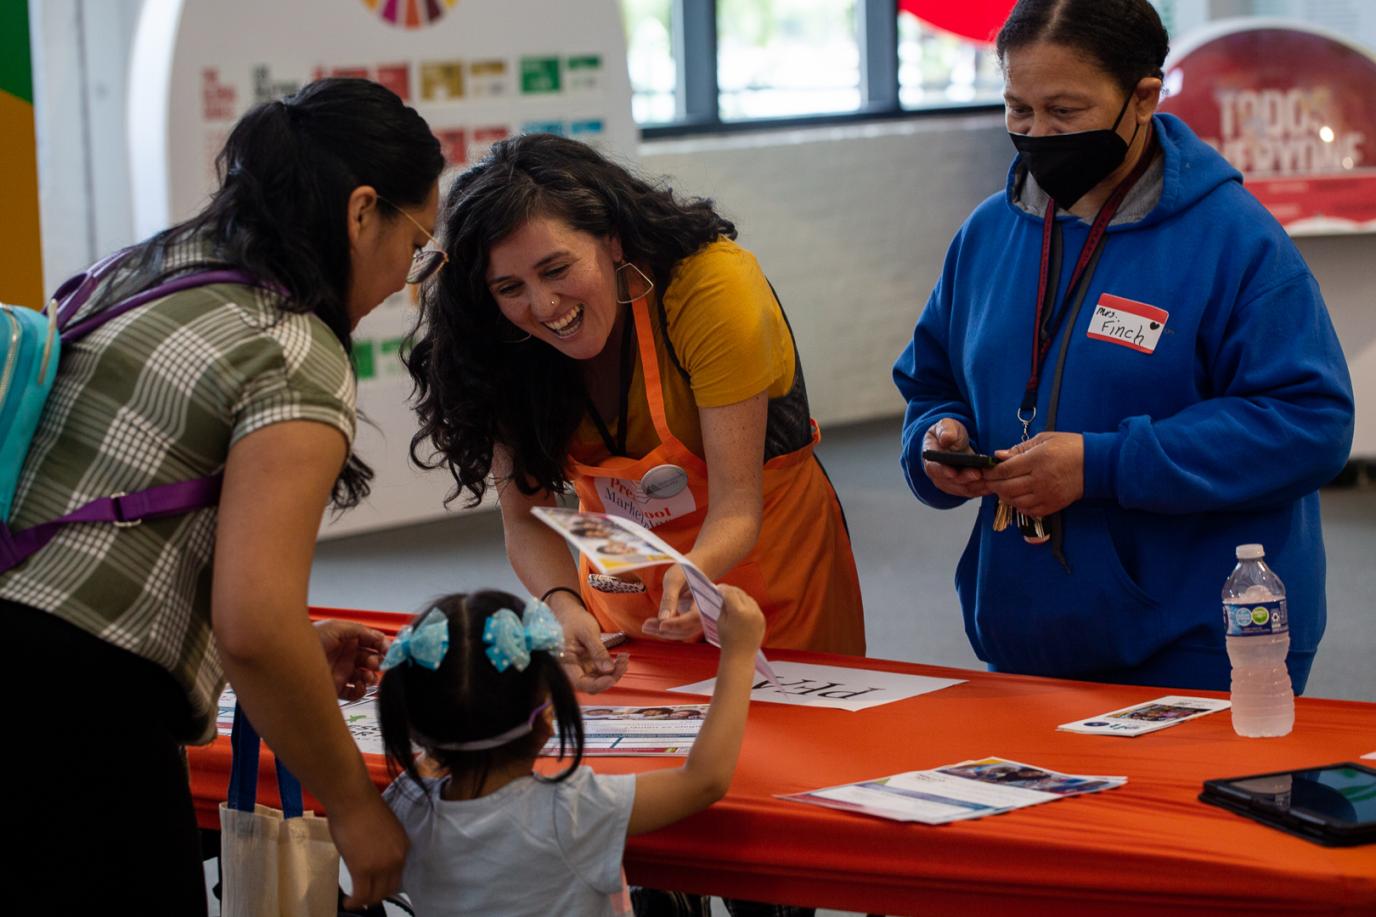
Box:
[483,600,565,673]
[381,609,450,672]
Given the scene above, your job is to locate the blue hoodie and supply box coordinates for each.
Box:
[893,113,1354,689]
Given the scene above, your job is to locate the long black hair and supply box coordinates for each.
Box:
[996,0,1169,92]
[107,77,443,508]
[377,591,584,794]
[407,133,736,507]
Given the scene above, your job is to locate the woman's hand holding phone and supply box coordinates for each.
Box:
[922,419,994,499]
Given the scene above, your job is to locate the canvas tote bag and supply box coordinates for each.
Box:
[219,705,339,917]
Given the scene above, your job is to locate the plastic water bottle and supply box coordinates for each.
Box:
[1222,544,1294,737]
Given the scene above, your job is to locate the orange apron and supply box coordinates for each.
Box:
[568,295,865,655]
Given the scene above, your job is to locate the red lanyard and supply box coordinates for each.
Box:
[1020,131,1157,421]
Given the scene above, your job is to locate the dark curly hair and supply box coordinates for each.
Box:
[407,133,736,506]
[377,591,584,795]
[108,78,443,509]
[996,0,1169,92]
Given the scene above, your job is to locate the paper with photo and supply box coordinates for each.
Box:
[531,507,777,685]
[1057,695,1230,736]
[217,685,385,756]
[541,704,709,757]
[781,756,1125,825]
[669,660,963,711]
[531,506,677,574]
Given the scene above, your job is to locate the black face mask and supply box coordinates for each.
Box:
[1009,93,1139,207]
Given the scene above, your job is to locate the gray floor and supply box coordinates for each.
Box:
[312,415,1376,702]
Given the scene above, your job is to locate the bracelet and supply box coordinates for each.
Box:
[540,585,585,608]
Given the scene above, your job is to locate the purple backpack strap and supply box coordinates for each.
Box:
[0,475,222,574]
[53,247,133,327]
[61,269,267,341]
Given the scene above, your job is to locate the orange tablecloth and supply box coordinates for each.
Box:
[188,607,1376,916]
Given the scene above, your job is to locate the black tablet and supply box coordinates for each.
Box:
[1199,762,1376,846]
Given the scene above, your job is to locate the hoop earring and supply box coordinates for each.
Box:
[615,262,654,304]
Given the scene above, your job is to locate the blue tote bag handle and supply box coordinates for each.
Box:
[227,704,305,818]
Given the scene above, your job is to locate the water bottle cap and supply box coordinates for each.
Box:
[1235,543,1265,560]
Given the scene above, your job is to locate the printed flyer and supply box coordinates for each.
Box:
[1058,695,1231,737]
[782,757,1126,825]
[531,506,779,685]
[541,704,709,757]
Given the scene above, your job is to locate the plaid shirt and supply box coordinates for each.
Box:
[0,246,355,743]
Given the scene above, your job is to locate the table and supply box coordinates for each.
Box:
[187,607,1376,916]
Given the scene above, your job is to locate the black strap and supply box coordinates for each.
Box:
[583,301,637,457]
[1019,130,1158,571]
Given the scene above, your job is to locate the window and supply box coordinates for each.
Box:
[897,10,1003,109]
[622,0,677,124]
[621,0,1010,133]
[717,0,861,121]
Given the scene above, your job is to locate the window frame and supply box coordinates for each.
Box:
[636,0,1003,139]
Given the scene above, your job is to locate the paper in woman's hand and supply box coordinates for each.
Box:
[531,506,779,686]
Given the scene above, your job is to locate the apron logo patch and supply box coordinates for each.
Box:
[1087,293,1169,355]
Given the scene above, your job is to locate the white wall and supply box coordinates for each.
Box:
[642,118,1376,454]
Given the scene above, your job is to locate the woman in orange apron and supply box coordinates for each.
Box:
[408,133,865,690]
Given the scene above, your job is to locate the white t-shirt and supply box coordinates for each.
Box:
[385,767,635,916]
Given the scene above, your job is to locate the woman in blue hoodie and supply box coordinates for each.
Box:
[893,0,1354,692]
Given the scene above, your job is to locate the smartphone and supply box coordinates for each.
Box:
[923,449,1001,469]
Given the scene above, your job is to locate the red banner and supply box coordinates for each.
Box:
[1160,22,1376,234]
[898,0,1015,45]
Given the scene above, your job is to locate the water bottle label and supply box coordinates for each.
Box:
[1222,600,1288,636]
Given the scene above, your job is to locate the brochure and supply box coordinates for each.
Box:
[781,757,1126,825]
[1057,695,1231,737]
[670,660,963,712]
[217,684,385,756]
[531,506,779,685]
[540,704,709,757]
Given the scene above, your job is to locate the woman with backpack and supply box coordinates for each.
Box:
[1,78,444,914]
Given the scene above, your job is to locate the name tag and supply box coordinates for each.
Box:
[1086,293,1168,354]
[595,476,697,530]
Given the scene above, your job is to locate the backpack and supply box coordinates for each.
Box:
[0,250,267,573]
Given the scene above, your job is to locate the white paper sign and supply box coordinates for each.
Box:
[594,474,698,530]
[1057,695,1230,737]
[669,661,963,712]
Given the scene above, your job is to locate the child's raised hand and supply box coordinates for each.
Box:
[714,585,765,658]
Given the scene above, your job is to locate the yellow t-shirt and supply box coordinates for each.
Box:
[570,237,797,462]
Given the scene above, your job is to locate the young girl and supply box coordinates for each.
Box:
[378,585,765,916]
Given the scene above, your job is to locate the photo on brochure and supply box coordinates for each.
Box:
[530,507,675,574]
[540,704,710,757]
[531,506,779,685]
[1057,695,1230,737]
[936,758,1121,796]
